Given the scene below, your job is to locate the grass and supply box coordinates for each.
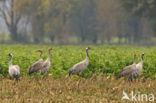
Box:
[0,74,155,103]
[0,44,156,102]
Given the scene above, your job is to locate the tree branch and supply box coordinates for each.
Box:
[1,10,10,29]
[15,13,21,24]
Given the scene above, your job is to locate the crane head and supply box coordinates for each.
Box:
[9,53,13,57]
[36,50,42,53]
[49,48,53,51]
[86,47,91,50]
[134,54,136,57]
[141,53,144,57]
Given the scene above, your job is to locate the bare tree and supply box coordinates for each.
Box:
[0,0,21,42]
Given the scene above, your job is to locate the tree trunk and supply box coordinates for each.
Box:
[9,26,18,42]
[0,0,21,42]
[93,34,97,44]
[50,35,55,43]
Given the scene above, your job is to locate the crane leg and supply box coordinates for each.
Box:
[78,72,82,77]
[129,75,133,82]
[134,76,137,82]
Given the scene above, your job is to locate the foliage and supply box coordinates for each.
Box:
[0,0,155,44]
[120,0,156,37]
[0,45,155,79]
[14,0,74,43]
[0,0,22,42]
[120,0,156,19]
[96,0,130,44]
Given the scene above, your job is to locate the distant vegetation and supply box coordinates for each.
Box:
[0,0,156,45]
[0,45,155,79]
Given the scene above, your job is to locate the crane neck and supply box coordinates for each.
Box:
[40,52,42,59]
[141,56,144,64]
[86,49,89,58]
[48,50,51,60]
[9,56,13,66]
[133,56,136,64]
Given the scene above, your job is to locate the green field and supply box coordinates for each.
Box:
[0,44,156,79]
[0,44,156,102]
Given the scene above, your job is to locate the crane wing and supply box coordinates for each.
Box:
[40,60,51,75]
[69,59,89,75]
[119,64,136,77]
[29,59,44,74]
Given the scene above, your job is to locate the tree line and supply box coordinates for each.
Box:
[0,0,156,44]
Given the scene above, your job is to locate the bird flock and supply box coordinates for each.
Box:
[8,47,144,82]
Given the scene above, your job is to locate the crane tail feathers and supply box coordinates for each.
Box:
[40,72,44,75]
[118,73,123,78]
[13,74,20,81]
[28,66,33,75]
[28,71,32,75]
[68,70,73,76]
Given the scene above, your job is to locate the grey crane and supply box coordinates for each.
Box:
[29,50,44,75]
[129,53,144,81]
[68,47,91,76]
[118,54,137,79]
[40,48,53,75]
[8,53,20,81]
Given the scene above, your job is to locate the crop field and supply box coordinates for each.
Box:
[0,44,156,102]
